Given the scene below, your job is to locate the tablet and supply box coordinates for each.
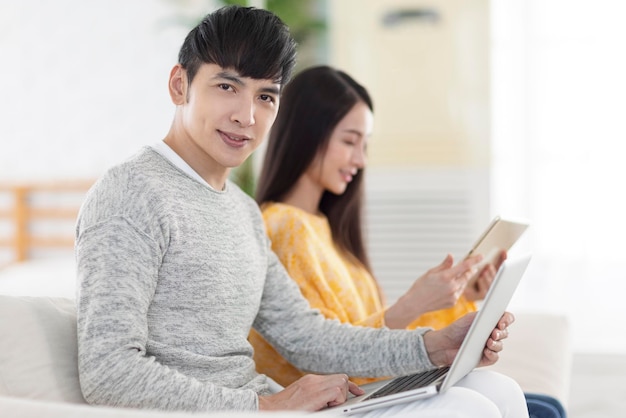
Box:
[465,216,529,288]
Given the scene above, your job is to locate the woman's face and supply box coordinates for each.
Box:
[306,101,373,196]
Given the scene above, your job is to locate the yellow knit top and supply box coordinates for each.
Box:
[249,202,476,386]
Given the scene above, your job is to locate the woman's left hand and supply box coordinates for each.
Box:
[463,250,507,301]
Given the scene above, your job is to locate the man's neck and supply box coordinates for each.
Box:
[162,135,228,191]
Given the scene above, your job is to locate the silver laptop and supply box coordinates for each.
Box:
[332,255,532,415]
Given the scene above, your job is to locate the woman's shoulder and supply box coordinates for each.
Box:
[261,202,327,238]
[262,202,305,219]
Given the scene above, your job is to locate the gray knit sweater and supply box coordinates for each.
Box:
[75,147,434,412]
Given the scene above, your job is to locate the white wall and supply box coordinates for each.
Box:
[0,0,214,182]
[328,1,498,324]
[328,0,491,168]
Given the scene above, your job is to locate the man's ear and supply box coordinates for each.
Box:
[169,64,187,105]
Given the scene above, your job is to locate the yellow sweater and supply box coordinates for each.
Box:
[249,202,476,386]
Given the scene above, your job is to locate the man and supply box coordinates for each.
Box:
[75,5,527,416]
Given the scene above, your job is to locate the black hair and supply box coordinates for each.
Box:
[256,65,374,273]
[178,6,297,86]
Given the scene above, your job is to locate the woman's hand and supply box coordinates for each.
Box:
[463,250,507,302]
[258,373,364,411]
[423,311,515,367]
[384,254,483,329]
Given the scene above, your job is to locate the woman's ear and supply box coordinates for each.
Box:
[168,64,187,105]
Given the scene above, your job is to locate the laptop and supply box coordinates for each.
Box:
[332,255,532,415]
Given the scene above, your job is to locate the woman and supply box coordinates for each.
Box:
[250,66,565,418]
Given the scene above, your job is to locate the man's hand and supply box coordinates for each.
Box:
[478,312,514,367]
[423,311,515,367]
[258,373,364,411]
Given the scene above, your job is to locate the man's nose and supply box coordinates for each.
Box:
[231,98,256,127]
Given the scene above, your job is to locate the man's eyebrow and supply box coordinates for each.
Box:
[214,71,280,96]
[215,71,245,86]
[260,85,281,96]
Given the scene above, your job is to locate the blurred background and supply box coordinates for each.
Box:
[0,0,625,413]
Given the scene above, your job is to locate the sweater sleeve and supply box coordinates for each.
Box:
[250,206,386,386]
[76,217,258,412]
[252,248,436,378]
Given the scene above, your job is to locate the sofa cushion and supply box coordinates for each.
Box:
[0,295,86,403]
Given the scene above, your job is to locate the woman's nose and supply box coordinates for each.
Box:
[352,145,367,169]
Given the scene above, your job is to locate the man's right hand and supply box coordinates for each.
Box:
[258,373,364,411]
[423,311,514,368]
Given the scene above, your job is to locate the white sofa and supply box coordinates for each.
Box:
[0,294,572,417]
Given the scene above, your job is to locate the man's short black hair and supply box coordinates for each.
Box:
[178,5,297,87]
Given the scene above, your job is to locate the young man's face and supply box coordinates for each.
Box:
[168,63,281,187]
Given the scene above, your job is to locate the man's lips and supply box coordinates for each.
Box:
[218,130,251,149]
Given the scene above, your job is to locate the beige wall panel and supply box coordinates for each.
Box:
[328,0,490,167]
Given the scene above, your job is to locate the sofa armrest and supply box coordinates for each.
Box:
[0,295,85,403]
[484,312,572,406]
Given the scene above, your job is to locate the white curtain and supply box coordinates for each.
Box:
[491,0,626,353]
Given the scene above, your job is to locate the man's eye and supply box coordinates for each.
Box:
[218,84,232,91]
[260,94,275,103]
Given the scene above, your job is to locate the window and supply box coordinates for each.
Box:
[491,0,626,352]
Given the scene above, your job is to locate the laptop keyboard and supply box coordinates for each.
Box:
[366,366,451,400]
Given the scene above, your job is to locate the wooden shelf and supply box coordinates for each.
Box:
[0,181,94,264]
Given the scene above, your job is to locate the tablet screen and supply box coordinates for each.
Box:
[466,216,529,287]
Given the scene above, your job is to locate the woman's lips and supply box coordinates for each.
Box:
[340,170,354,183]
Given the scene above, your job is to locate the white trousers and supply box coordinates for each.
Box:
[344,370,528,418]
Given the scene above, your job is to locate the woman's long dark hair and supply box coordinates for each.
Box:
[256,65,375,274]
